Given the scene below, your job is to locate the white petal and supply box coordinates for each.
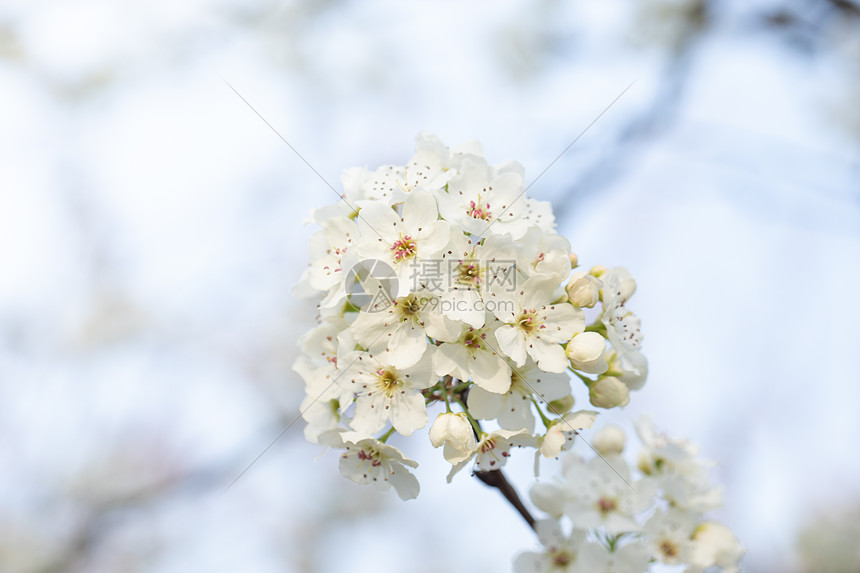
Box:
[433,343,469,380]
[512,552,547,573]
[338,451,372,485]
[401,190,439,230]
[470,350,512,393]
[350,309,394,351]
[442,289,485,328]
[497,395,534,432]
[386,323,427,368]
[356,201,399,242]
[389,391,428,436]
[446,456,473,483]
[389,463,420,501]
[530,483,565,517]
[467,384,504,420]
[542,304,585,342]
[496,325,527,366]
[402,349,438,389]
[527,339,568,373]
[535,518,566,548]
[417,220,451,258]
[522,276,558,310]
[351,393,388,435]
[422,307,461,342]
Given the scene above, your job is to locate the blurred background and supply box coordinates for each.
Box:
[1,0,859,571]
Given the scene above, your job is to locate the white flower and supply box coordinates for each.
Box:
[299,397,342,446]
[349,290,459,368]
[513,520,605,573]
[293,319,345,385]
[687,522,744,573]
[396,132,458,196]
[294,134,659,504]
[432,231,518,328]
[339,438,420,500]
[561,454,652,534]
[519,227,573,281]
[434,318,512,393]
[566,331,609,375]
[537,410,598,460]
[602,266,637,301]
[601,268,643,354]
[607,348,649,391]
[446,429,534,482]
[356,190,451,297]
[589,376,630,409]
[642,508,697,565]
[293,322,356,444]
[356,164,404,203]
[436,156,530,239]
[520,197,557,232]
[467,359,571,431]
[592,425,626,456]
[493,276,585,372]
[300,216,359,294]
[565,270,602,308]
[342,350,436,437]
[428,412,476,464]
[635,418,723,512]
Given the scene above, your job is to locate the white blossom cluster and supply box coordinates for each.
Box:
[517,420,744,573]
[292,133,649,500]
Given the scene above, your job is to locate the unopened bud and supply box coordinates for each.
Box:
[547,394,576,414]
[429,413,476,463]
[566,332,608,374]
[593,425,625,455]
[568,252,578,268]
[589,376,630,409]
[565,271,602,308]
[589,265,607,278]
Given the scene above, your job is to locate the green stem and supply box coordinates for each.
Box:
[531,398,553,429]
[584,321,607,336]
[455,399,484,437]
[570,369,596,387]
[378,427,396,443]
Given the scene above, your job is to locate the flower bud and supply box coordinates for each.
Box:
[589,376,630,409]
[568,252,578,268]
[589,265,607,278]
[428,413,476,464]
[566,332,609,374]
[593,425,625,455]
[565,271,602,308]
[547,394,576,415]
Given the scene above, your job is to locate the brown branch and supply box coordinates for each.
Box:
[474,469,536,531]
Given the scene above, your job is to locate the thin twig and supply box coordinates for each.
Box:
[474,469,536,531]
